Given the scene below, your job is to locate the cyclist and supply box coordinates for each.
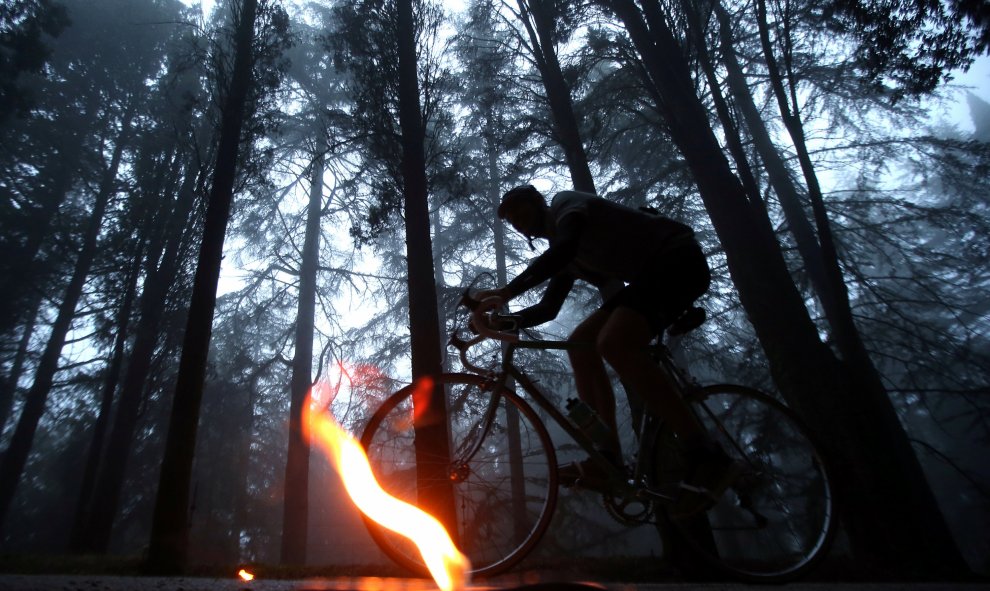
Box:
[476,185,740,514]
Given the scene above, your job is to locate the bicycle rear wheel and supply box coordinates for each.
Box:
[654,384,836,582]
[359,373,558,578]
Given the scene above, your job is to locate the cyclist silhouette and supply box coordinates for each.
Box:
[476,185,740,513]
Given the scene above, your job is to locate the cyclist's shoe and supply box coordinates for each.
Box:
[558,453,623,494]
[670,446,744,518]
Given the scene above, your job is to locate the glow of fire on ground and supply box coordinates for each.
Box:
[237,569,255,581]
[303,379,471,591]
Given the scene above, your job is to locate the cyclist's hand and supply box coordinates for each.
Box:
[469,294,505,332]
[470,312,518,335]
[468,307,495,334]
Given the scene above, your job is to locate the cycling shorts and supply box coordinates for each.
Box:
[600,238,711,335]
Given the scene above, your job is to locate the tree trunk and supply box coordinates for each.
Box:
[483,125,529,544]
[0,94,99,339]
[752,0,968,572]
[486,132,509,291]
[68,240,144,551]
[232,385,256,562]
[516,0,596,193]
[70,141,186,553]
[280,153,324,565]
[146,0,258,573]
[680,0,764,213]
[0,297,41,436]
[429,205,451,371]
[0,112,131,530]
[395,0,458,539]
[0,142,81,339]
[611,0,969,575]
[76,153,201,554]
[715,3,829,299]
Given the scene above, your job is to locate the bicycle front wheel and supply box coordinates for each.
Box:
[359,373,558,578]
[657,384,837,582]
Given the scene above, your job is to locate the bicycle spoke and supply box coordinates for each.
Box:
[660,384,836,582]
[360,374,558,577]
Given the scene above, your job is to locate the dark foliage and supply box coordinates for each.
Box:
[0,0,70,117]
[823,0,989,98]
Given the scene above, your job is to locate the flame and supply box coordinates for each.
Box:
[303,386,471,591]
[237,569,254,581]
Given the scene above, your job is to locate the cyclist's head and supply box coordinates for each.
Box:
[498,185,547,240]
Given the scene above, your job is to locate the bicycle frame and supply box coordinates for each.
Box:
[361,291,836,581]
[455,333,681,502]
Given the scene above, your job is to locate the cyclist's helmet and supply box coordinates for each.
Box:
[497,185,544,219]
[498,185,546,248]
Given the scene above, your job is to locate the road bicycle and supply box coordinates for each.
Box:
[358,288,837,583]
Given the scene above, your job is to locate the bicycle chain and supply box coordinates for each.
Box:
[602,493,654,525]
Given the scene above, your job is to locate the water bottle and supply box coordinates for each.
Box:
[565,398,612,448]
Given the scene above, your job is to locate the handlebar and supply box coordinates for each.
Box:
[460,292,520,344]
[448,289,524,375]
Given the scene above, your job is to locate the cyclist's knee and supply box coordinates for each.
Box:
[600,320,652,365]
[567,329,597,363]
[597,330,631,367]
[568,320,598,346]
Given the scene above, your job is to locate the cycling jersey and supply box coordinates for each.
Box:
[550,191,693,281]
[506,191,693,297]
[504,191,707,331]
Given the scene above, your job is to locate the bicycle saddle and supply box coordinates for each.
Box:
[667,306,706,336]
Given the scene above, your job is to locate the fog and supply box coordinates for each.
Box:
[0,0,988,581]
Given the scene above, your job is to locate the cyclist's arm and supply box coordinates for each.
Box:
[504,212,584,298]
[514,273,575,328]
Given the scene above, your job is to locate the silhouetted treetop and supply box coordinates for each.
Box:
[0,0,69,117]
[823,0,990,98]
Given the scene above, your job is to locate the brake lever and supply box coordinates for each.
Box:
[491,313,520,332]
[449,330,490,375]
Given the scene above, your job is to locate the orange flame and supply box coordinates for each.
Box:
[237,569,254,581]
[303,386,471,591]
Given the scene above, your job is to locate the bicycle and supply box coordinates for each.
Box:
[358,289,837,583]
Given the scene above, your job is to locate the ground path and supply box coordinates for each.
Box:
[1,575,988,591]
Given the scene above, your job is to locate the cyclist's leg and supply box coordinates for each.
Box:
[567,308,623,459]
[596,306,709,450]
[599,308,741,512]
[598,239,712,448]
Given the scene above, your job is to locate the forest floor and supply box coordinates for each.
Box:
[1,555,987,591]
[0,574,989,591]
